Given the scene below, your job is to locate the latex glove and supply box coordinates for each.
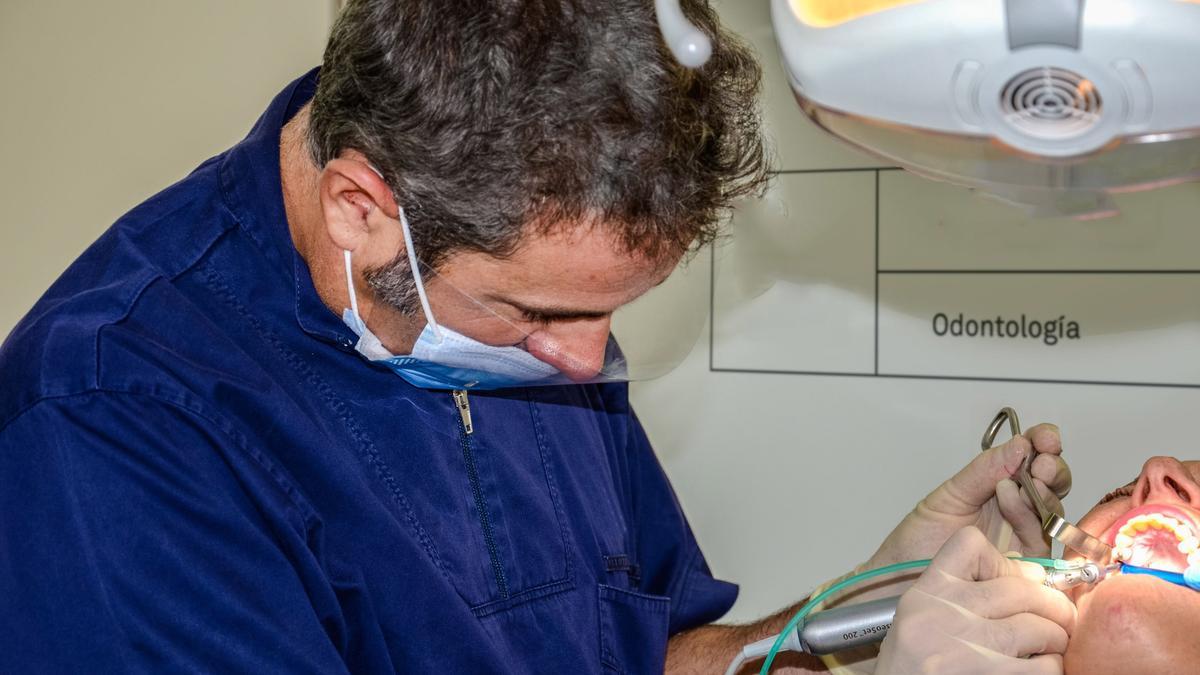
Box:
[868,422,1070,568]
[876,528,1076,675]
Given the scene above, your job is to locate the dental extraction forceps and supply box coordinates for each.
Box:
[982,407,1113,565]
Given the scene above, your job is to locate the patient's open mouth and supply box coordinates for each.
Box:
[1105,505,1200,573]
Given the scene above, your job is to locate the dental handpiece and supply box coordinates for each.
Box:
[1043,562,1121,591]
[795,564,1116,656]
[794,596,899,655]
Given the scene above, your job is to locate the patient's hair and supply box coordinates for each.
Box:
[308,0,770,272]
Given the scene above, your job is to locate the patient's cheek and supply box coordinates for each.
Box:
[1065,576,1200,675]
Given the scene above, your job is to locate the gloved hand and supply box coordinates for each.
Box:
[876,527,1076,675]
[867,422,1070,568]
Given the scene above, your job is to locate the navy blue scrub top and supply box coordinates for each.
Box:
[0,70,737,674]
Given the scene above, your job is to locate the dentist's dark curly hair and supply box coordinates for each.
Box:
[308,0,770,310]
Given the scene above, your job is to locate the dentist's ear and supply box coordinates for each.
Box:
[319,157,399,253]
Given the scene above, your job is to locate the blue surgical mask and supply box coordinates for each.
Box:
[342,300,559,390]
[339,205,560,390]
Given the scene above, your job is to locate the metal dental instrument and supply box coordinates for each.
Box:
[982,407,1113,565]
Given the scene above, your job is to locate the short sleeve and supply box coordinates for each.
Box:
[624,409,739,635]
[0,392,347,674]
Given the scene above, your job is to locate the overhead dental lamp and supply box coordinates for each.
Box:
[660,0,1200,217]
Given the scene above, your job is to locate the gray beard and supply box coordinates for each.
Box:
[363,252,422,318]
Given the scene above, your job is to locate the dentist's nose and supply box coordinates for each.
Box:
[1131,456,1200,509]
[524,318,611,381]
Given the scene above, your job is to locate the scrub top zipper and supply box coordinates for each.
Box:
[450,389,509,598]
[453,390,474,435]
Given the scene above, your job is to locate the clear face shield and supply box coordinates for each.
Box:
[341,205,708,391]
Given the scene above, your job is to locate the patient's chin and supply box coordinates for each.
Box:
[1066,574,1200,674]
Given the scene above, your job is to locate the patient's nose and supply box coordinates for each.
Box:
[1131,456,1200,509]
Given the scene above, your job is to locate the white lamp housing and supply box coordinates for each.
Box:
[771,0,1200,216]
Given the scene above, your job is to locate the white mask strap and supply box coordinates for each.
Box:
[397,205,443,344]
[343,249,360,319]
[350,163,444,344]
[343,242,443,345]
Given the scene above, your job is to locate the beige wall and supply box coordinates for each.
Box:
[0,1,334,335]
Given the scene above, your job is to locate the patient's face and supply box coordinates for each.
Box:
[1065,457,1200,674]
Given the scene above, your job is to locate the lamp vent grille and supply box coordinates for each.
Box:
[1000,67,1102,139]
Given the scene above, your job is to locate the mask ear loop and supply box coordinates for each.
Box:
[343,249,361,320]
[397,205,444,344]
[354,163,445,345]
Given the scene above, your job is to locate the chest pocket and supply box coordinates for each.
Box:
[431,391,574,615]
[598,585,672,674]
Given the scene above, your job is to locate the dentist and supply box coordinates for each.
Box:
[0,1,1072,673]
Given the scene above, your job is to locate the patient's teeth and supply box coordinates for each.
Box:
[1144,514,1177,530]
[1180,537,1199,554]
[1116,547,1132,561]
[1115,513,1199,545]
[1189,550,1200,568]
